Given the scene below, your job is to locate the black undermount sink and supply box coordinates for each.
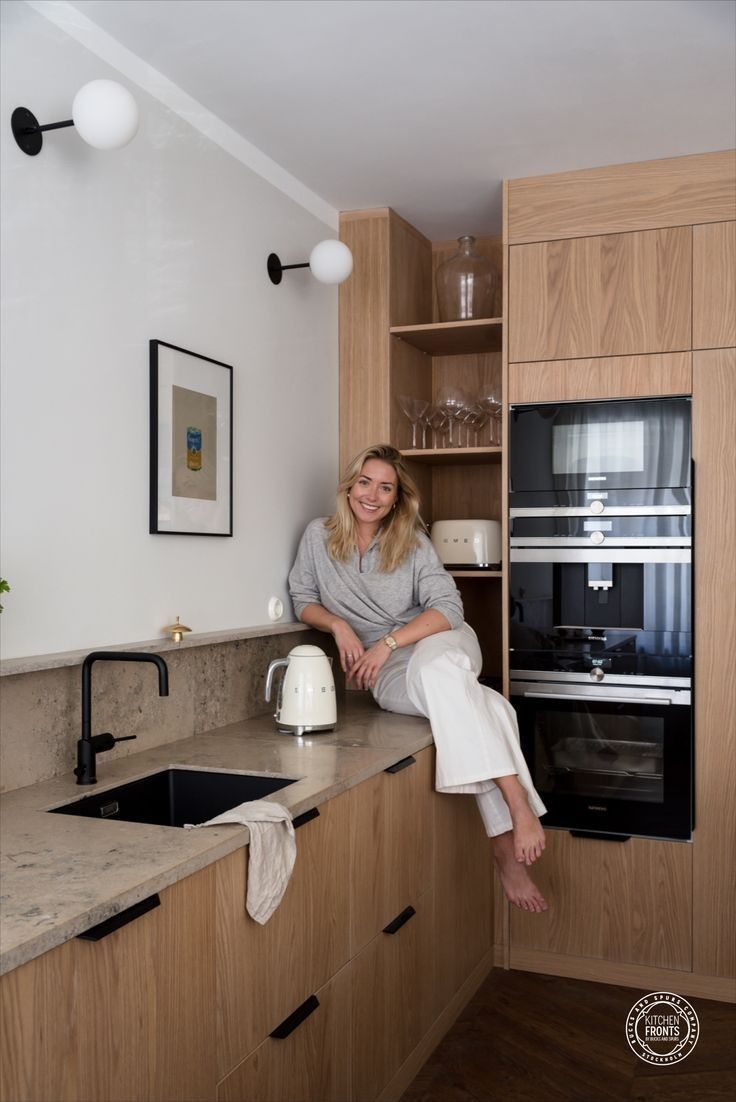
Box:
[49,768,298,828]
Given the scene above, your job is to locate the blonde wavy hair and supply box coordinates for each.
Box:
[325,444,426,572]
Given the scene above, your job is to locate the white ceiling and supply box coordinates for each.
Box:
[64,0,736,238]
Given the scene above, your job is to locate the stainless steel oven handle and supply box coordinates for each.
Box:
[523,692,671,706]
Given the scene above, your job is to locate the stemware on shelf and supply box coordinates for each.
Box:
[477,384,502,446]
[397,394,429,449]
[435,388,469,448]
[427,405,449,449]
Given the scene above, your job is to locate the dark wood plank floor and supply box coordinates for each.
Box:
[400,970,736,1102]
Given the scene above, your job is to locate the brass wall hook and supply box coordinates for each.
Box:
[163,616,192,644]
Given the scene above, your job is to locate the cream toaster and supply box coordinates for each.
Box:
[431,519,501,569]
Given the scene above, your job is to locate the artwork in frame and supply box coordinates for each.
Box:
[149,340,233,536]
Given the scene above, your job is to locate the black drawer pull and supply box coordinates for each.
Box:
[270,994,320,1039]
[383,905,416,935]
[384,755,416,774]
[570,830,631,842]
[292,807,320,830]
[77,894,160,941]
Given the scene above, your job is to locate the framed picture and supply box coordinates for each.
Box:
[149,340,233,536]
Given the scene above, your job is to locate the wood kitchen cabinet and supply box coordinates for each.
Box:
[351,890,435,1102]
[340,210,506,684]
[215,790,351,1078]
[349,746,433,954]
[509,832,692,971]
[693,220,736,349]
[508,227,692,363]
[432,790,493,1009]
[0,865,217,1102]
[217,964,351,1102]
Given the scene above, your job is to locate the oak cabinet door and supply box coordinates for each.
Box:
[432,790,493,1007]
[508,352,692,405]
[0,866,218,1102]
[351,891,435,1102]
[509,831,692,971]
[693,221,736,349]
[509,227,692,363]
[217,964,351,1102]
[349,746,433,955]
[216,791,351,1078]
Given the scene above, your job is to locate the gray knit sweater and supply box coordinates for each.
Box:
[288,518,464,647]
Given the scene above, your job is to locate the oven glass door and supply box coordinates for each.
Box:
[510,397,691,493]
[513,689,692,840]
[509,553,692,678]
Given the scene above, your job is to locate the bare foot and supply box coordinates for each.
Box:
[495,775,546,865]
[492,832,548,912]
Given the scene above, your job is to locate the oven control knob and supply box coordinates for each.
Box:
[590,530,605,544]
[590,667,605,682]
[590,500,605,514]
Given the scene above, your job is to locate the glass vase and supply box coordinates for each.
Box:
[435,235,498,322]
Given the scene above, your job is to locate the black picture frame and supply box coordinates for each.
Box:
[149,340,233,536]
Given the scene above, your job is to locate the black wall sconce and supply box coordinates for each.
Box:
[268,239,353,286]
[11,79,139,157]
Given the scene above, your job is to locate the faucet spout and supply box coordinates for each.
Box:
[77,651,170,785]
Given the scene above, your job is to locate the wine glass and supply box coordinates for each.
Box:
[477,384,502,445]
[397,394,429,449]
[436,388,468,448]
[427,405,448,449]
[463,403,487,447]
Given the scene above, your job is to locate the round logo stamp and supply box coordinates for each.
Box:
[626,991,699,1065]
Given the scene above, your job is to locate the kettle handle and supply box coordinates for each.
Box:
[265,658,289,703]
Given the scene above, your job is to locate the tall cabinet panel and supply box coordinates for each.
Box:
[692,349,736,980]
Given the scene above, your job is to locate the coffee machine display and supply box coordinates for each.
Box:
[508,396,693,842]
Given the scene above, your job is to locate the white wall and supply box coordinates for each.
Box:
[0,1,339,659]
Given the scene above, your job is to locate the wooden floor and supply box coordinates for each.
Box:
[400,969,736,1102]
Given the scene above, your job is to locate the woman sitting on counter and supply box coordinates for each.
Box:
[289,444,548,913]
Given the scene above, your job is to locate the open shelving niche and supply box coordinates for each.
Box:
[388,240,505,680]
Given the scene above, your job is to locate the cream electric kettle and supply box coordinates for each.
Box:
[265,644,337,736]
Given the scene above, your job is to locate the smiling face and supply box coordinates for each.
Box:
[348,458,399,532]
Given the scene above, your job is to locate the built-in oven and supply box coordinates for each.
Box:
[510,396,691,500]
[509,547,692,679]
[508,394,693,842]
[510,677,693,841]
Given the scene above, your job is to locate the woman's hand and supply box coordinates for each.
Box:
[348,639,392,690]
[331,619,365,675]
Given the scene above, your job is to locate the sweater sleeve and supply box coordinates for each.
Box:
[414,536,465,630]
[288,520,324,619]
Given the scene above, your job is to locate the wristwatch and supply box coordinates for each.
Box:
[383,634,398,651]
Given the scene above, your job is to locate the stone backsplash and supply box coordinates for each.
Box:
[0,626,341,793]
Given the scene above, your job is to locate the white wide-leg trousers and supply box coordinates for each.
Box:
[371,623,546,837]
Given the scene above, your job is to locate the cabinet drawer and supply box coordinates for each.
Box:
[510,831,692,970]
[351,891,435,1102]
[350,746,433,954]
[216,790,350,1077]
[217,964,351,1102]
[509,227,692,362]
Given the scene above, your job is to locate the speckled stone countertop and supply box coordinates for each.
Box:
[0,695,432,977]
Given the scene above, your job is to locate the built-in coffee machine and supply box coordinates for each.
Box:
[509,396,693,841]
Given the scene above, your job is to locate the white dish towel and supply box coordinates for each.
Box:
[186,800,296,924]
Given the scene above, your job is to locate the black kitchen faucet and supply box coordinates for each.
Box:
[76,651,169,785]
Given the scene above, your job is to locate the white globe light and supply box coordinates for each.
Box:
[309,239,353,285]
[72,80,139,151]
